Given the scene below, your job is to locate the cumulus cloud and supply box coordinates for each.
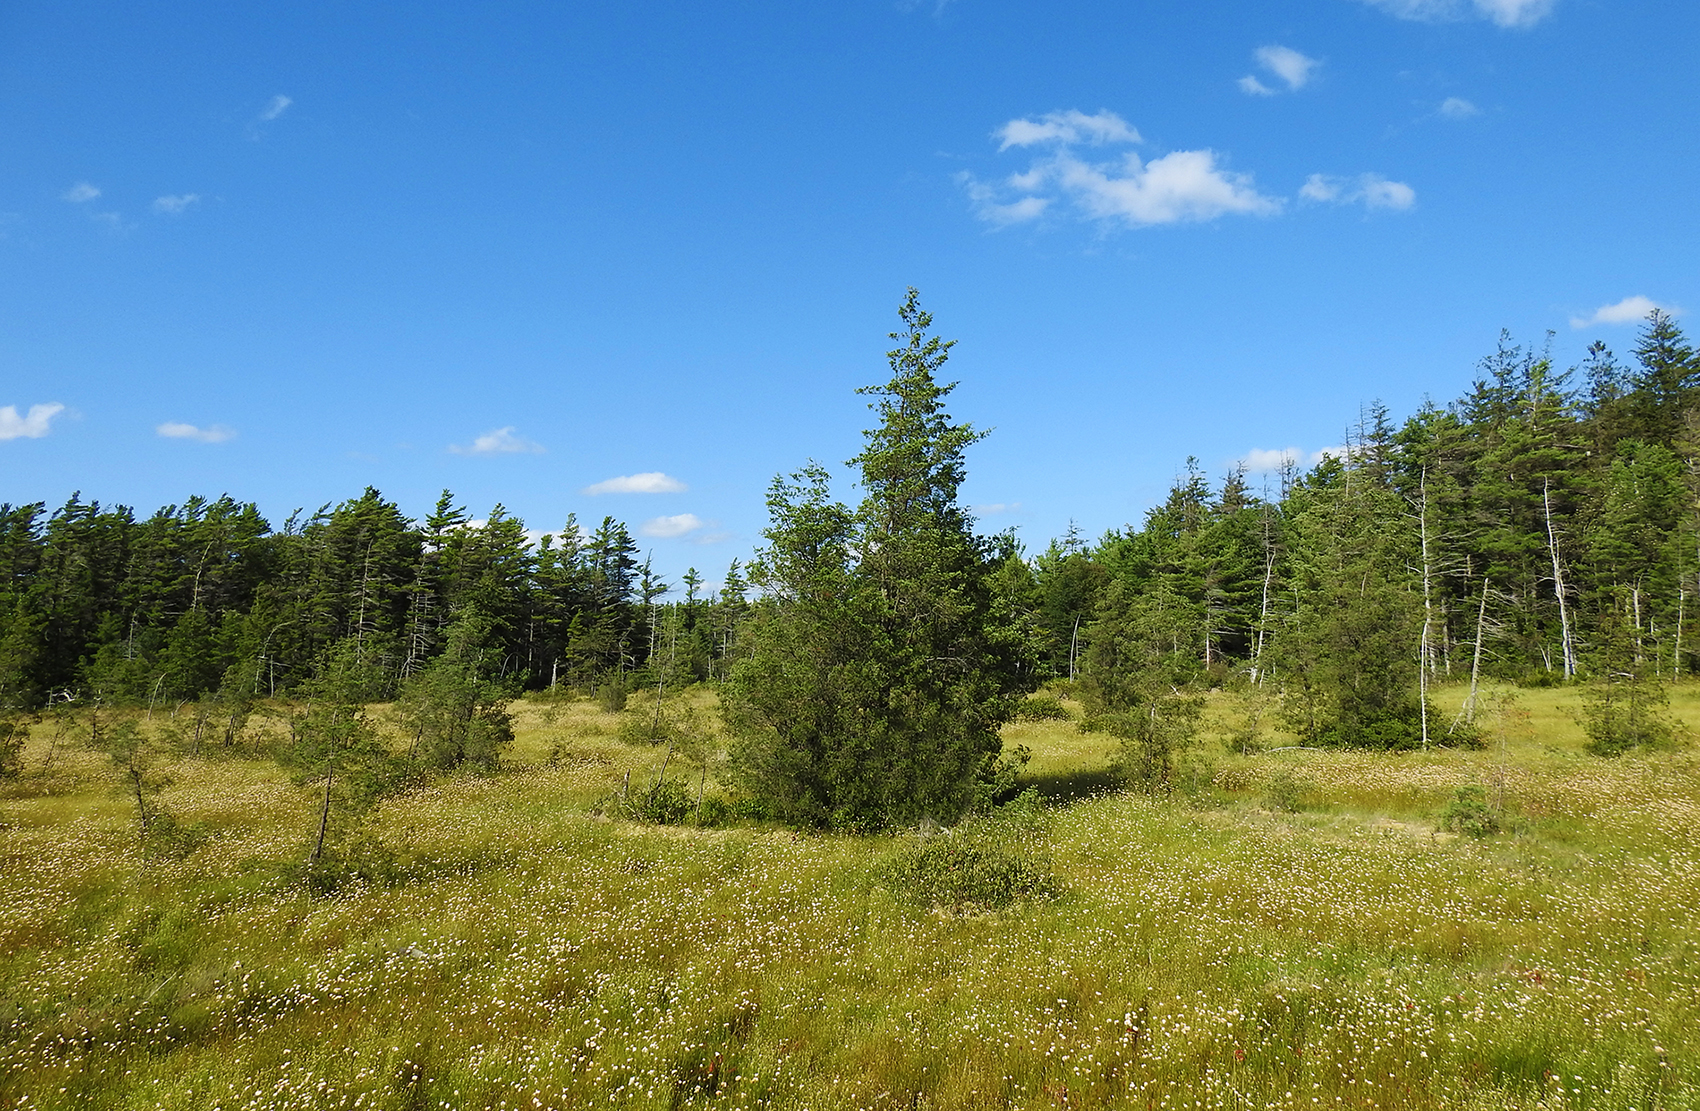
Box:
[639,513,705,539]
[260,95,293,121]
[1353,0,1555,28]
[0,403,65,441]
[966,109,1280,230]
[582,471,688,495]
[448,427,544,455]
[1569,295,1682,329]
[62,182,100,203]
[1301,172,1415,210]
[1239,45,1319,95]
[1438,97,1480,119]
[153,194,201,214]
[157,421,236,443]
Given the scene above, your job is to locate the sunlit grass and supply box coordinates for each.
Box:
[1,681,1696,1109]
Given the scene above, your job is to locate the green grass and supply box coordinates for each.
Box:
[1,681,1697,1110]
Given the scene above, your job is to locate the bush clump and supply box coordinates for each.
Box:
[881,791,1057,913]
[1009,695,1071,723]
[1440,784,1501,838]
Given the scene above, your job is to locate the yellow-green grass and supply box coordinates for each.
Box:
[1,683,1696,1110]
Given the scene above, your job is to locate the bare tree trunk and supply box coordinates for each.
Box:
[1542,479,1576,679]
[1465,575,1490,724]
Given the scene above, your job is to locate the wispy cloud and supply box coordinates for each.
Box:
[1240,446,1355,471]
[582,472,687,495]
[997,109,1141,150]
[1438,96,1480,119]
[448,427,544,455]
[640,513,706,539]
[1239,45,1319,96]
[0,403,65,441]
[965,109,1280,230]
[157,421,236,443]
[974,502,1023,515]
[1569,295,1682,329]
[62,182,100,203]
[260,95,293,121]
[153,194,201,215]
[1300,172,1416,210]
[1353,0,1556,28]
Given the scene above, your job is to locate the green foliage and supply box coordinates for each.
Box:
[595,673,630,713]
[1440,785,1501,838]
[1581,589,1679,756]
[627,777,693,825]
[1264,769,1308,813]
[881,791,1057,913]
[724,290,1036,830]
[1009,694,1071,722]
[397,607,514,772]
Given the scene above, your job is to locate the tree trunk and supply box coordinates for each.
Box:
[1542,479,1577,679]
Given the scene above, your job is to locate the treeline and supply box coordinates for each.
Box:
[1019,311,1700,749]
[4,312,1697,755]
[0,490,749,712]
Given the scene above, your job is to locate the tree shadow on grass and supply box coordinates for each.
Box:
[1020,766,1123,805]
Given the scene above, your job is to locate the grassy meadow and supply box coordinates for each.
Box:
[2,683,1698,1110]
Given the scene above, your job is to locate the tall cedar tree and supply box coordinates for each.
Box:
[724,290,1036,829]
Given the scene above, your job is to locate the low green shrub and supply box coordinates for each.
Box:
[881,791,1056,913]
[1440,784,1501,838]
[1010,695,1070,722]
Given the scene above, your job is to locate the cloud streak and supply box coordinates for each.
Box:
[157,421,236,443]
[62,182,100,203]
[260,95,293,121]
[448,427,544,455]
[582,472,688,495]
[1300,172,1416,210]
[966,109,1281,230]
[1,403,65,441]
[1569,295,1681,329]
[153,194,201,214]
[1353,0,1556,28]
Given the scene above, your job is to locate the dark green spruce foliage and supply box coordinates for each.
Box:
[1581,589,1678,755]
[397,607,514,772]
[724,290,1036,830]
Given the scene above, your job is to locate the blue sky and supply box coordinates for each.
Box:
[4,0,1695,589]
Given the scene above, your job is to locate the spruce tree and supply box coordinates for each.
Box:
[725,289,1035,829]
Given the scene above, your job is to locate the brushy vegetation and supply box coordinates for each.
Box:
[2,681,1698,1110]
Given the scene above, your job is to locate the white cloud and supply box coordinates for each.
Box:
[974,502,1022,515]
[582,471,688,495]
[1438,96,1480,119]
[62,182,100,203]
[260,95,293,121]
[1569,295,1682,329]
[1241,447,1302,472]
[0,403,65,441]
[1240,45,1318,96]
[157,421,236,443]
[448,426,544,455]
[639,513,705,539]
[971,113,1281,230]
[1300,172,1415,210]
[153,194,201,215]
[1353,0,1555,28]
[997,109,1141,151]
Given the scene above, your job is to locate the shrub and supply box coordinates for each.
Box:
[596,675,630,714]
[1440,785,1500,838]
[881,791,1056,913]
[1264,769,1307,813]
[1010,695,1070,723]
[0,718,24,780]
[629,778,693,825]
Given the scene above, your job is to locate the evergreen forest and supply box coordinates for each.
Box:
[5,310,1697,756]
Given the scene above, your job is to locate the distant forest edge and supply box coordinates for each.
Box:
[3,310,1698,730]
